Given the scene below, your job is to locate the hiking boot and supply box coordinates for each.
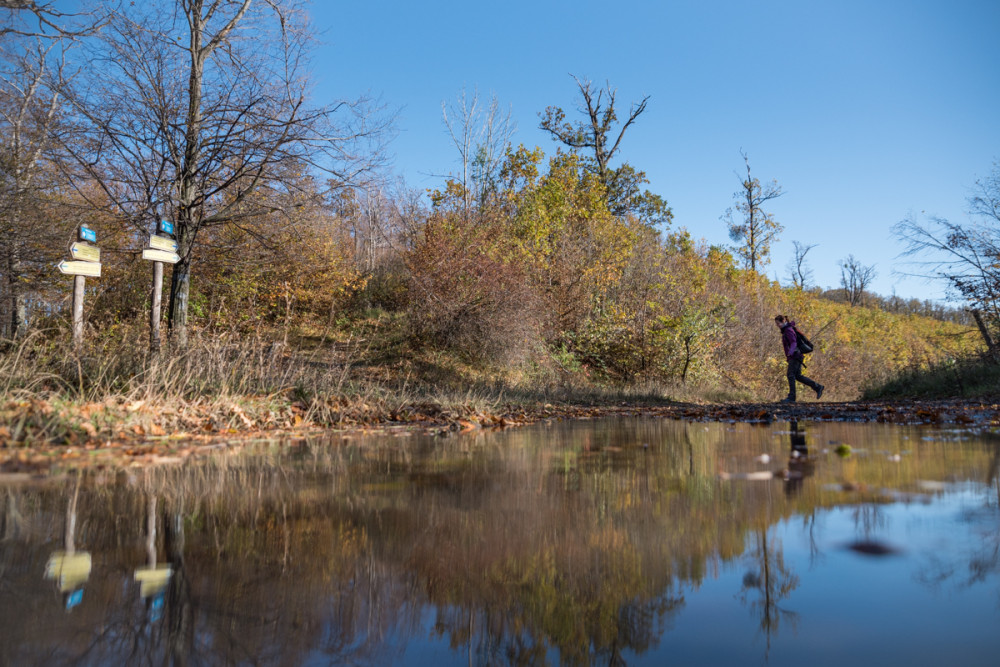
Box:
[815,384,825,400]
[780,397,795,403]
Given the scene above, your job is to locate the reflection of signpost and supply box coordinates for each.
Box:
[59,227,102,348]
[135,490,171,621]
[135,566,173,599]
[45,477,90,610]
[143,222,178,352]
[45,552,93,596]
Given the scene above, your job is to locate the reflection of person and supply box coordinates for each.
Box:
[784,421,815,496]
[775,315,823,403]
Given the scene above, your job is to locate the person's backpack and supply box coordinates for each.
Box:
[794,326,814,354]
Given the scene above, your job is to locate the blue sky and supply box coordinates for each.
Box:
[308,0,1000,301]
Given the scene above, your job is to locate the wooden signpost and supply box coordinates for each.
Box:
[143,221,179,352]
[148,234,178,252]
[141,248,181,264]
[69,243,100,263]
[58,259,101,277]
[58,226,101,348]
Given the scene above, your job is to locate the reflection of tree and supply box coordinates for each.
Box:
[987,441,999,506]
[917,442,1000,600]
[738,529,800,654]
[164,507,192,666]
[971,443,1000,587]
[852,502,887,543]
[2,422,998,664]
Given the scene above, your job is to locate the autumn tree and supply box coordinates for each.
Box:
[723,151,783,272]
[538,76,671,227]
[189,180,365,338]
[60,0,390,346]
[0,35,72,337]
[330,179,424,311]
[0,1,112,338]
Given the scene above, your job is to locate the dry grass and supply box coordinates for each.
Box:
[0,323,540,444]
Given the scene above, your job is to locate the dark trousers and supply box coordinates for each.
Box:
[786,355,820,400]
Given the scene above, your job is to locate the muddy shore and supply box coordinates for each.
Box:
[2,398,997,477]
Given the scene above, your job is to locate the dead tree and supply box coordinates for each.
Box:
[787,241,816,289]
[839,254,877,306]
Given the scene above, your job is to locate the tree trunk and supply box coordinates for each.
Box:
[166,1,208,348]
[168,255,191,348]
[970,308,999,362]
[4,251,15,338]
[6,237,27,338]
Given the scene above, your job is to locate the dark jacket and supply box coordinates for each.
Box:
[781,321,799,359]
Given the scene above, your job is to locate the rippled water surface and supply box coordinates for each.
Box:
[1,418,999,665]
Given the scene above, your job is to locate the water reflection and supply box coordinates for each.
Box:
[43,474,91,610]
[783,421,814,497]
[0,419,998,666]
[738,529,799,655]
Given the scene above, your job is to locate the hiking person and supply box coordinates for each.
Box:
[775,315,824,403]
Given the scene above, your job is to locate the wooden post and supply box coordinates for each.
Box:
[72,275,85,350]
[150,261,163,352]
[144,224,178,351]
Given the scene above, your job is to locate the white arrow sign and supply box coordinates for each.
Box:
[58,260,102,277]
[142,248,180,264]
[148,234,178,252]
[70,242,100,262]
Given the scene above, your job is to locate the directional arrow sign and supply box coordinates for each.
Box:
[158,220,174,236]
[148,234,178,252]
[142,248,180,264]
[70,242,100,263]
[79,226,97,243]
[58,260,102,277]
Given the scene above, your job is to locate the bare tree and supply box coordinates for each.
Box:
[723,151,784,273]
[786,241,816,289]
[59,0,391,346]
[0,34,73,337]
[894,161,1000,351]
[0,0,112,39]
[839,254,877,306]
[441,87,515,220]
